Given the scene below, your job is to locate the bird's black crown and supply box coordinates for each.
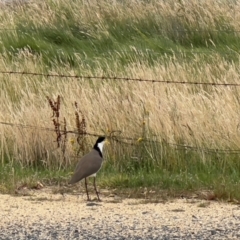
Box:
[96,136,106,144]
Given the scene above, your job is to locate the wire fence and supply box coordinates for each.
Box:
[1,70,240,87]
[1,72,240,154]
[1,121,240,154]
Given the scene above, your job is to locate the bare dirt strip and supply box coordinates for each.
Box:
[0,188,239,239]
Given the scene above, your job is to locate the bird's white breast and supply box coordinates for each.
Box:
[89,173,97,177]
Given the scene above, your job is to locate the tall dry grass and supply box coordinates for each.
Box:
[1,0,239,27]
[0,53,240,167]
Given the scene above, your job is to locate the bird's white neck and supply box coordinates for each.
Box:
[97,141,105,153]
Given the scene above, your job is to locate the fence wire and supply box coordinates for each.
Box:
[1,70,240,87]
[1,71,240,154]
[1,121,240,154]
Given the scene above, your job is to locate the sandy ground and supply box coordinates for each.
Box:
[0,188,240,239]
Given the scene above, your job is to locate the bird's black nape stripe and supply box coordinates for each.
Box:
[94,145,103,158]
[96,136,105,144]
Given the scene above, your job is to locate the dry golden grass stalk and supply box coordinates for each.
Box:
[74,101,87,154]
[61,117,67,156]
[47,96,62,148]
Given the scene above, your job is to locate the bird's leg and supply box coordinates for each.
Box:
[93,177,101,201]
[85,178,91,201]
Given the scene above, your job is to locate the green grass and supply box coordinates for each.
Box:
[1,8,240,69]
[99,140,240,200]
[1,140,239,201]
[0,162,70,193]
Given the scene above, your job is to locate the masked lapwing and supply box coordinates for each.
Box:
[69,136,106,201]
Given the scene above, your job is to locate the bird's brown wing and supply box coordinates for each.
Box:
[69,149,103,184]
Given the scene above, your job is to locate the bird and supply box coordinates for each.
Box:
[69,136,107,201]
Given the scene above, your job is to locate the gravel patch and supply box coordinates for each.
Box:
[0,190,239,239]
